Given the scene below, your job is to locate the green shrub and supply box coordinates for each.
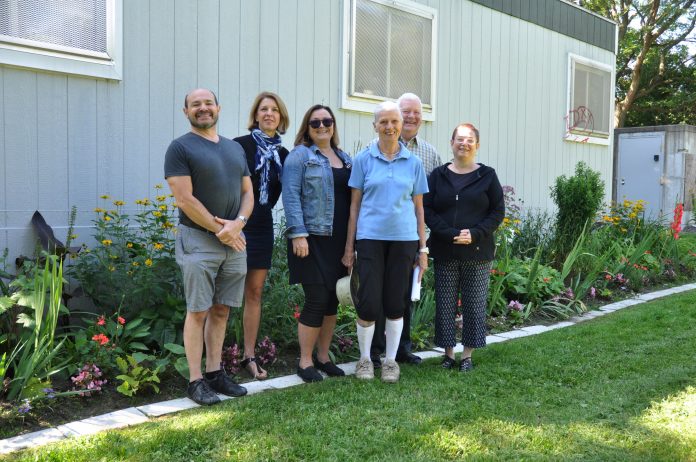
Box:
[550,161,605,259]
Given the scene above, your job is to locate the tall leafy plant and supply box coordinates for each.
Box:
[5,255,69,400]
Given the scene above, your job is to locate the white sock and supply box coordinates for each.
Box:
[356,322,375,360]
[385,318,404,361]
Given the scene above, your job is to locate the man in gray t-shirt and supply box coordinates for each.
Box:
[164,88,253,406]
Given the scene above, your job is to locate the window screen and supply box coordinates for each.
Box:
[352,0,433,105]
[571,61,611,136]
[0,0,107,55]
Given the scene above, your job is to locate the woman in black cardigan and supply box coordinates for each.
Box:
[233,92,290,379]
[423,123,504,372]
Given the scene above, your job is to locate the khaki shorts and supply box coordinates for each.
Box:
[175,225,247,312]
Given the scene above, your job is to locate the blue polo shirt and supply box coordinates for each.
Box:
[349,142,428,241]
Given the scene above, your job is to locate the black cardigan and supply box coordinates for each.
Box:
[423,163,505,261]
[233,134,289,210]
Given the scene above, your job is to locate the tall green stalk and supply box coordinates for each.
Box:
[6,256,69,401]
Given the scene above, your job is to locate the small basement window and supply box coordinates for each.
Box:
[0,0,122,80]
[566,53,613,144]
[342,0,437,120]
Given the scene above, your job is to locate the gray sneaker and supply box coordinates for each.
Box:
[381,359,400,383]
[355,357,374,380]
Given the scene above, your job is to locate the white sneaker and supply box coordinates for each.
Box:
[381,359,400,383]
[355,357,374,380]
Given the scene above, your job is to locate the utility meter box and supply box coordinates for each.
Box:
[614,125,696,222]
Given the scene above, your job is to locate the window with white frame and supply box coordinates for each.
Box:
[342,0,437,120]
[0,0,121,80]
[567,54,613,141]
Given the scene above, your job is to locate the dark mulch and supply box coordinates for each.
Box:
[0,350,305,440]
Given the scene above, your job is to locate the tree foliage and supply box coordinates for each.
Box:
[577,0,696,127]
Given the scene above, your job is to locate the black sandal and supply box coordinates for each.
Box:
[459,357,473,372]
[441,355,456,370]
[241,357,268,380]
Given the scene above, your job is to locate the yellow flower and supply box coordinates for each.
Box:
[162,222,174,229]
[94,207,105,213]
[628,212,637,219]
[152,211,162,218]
[154,243,164,250]
[602,215,612,222]
[69,234,78,240]
[127,242,133,248]
[102,239,112,246]
[622,199,631,208]
[108,265,115,272]
[113,200,125,206]
[513,219,521,224]
[104,215,112,222]
[159,204,167,211]
[155,184,163,189]
[142,199,151,206]
[156,195,167,202]
[145,259,153,267]
[100,195,111,200]
[132,262,140,267]
[172,203,178,208]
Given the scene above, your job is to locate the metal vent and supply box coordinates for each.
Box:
[0,0,107,54]
[353,0,432,105]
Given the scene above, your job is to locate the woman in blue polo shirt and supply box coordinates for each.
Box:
[342,101,429,384]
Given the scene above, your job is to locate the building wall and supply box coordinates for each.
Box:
[0,0,616,263]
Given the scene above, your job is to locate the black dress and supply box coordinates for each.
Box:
[288,165,351,290]
[233,134,289,269]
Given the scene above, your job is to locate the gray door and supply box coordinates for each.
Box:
[616,132,664,220]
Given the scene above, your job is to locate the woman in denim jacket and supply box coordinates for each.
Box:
[282,104,352,383]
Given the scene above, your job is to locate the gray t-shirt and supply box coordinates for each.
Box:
[164,132,251,232]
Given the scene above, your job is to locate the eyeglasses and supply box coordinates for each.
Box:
[308,118,334,129]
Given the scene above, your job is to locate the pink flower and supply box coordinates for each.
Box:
[507,300,524,312]
[117,316,126,325]
[96,316,106,326]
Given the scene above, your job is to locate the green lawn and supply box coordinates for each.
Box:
[4,291,696,461]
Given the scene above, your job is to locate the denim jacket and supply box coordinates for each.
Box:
[282,144,352,238]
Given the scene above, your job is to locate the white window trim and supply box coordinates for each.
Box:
[340,0,437,121]
[0,0,122,80]
[564,53,615,146]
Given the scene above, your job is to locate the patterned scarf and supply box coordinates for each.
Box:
[251,128,283,205]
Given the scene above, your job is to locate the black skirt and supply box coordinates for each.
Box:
[288,166,351,289]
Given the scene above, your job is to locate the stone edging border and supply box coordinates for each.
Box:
[3,282,696,455]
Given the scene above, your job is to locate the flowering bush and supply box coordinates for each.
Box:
[66,312,151,372]
[69,186,183,322]
[71,363,107,396]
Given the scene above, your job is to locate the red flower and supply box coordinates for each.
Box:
[671,203,684,239]
[96,316,106,326]
[293,304,301,320]
[604,274,612,280]
[117,316,126,325]
[92,333,109,346]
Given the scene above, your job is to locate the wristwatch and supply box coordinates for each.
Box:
[419,247,429,254]
[237,215,248,225]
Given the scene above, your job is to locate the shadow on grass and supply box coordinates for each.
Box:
[4,292,696,461]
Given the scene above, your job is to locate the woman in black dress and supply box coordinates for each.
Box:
[282,105,352,382]
[233,92,290,380]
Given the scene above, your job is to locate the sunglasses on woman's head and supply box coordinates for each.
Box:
[309,118,334,129]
